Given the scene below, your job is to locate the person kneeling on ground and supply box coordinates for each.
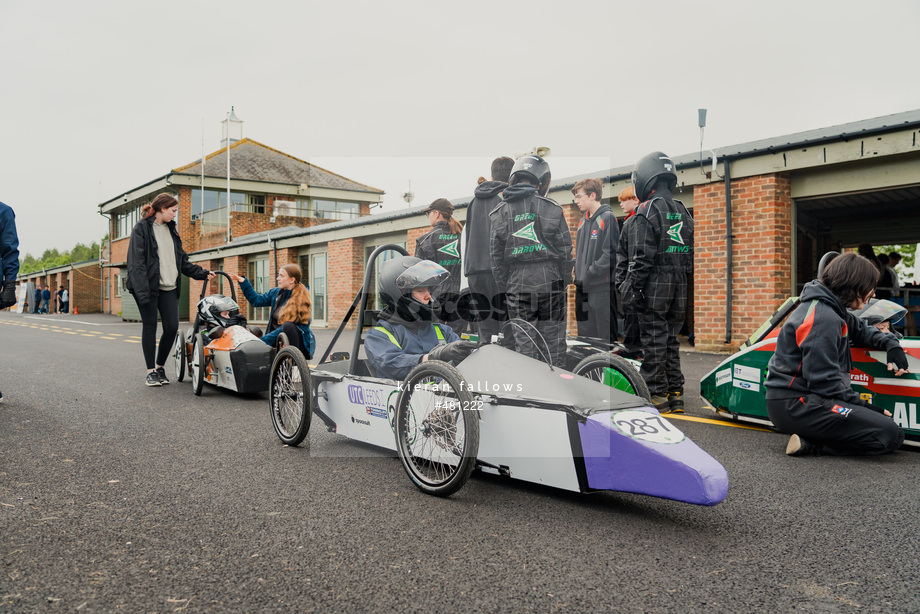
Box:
[764,252,909,457]
[228,264,315,358]
[365,256,477,381]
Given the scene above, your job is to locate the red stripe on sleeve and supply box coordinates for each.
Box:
[795,302,817,347]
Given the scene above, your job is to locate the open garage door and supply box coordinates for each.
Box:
[794,184,920,291]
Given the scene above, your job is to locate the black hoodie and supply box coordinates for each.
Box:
[574,204,619,291]
[464,180,506,276]
[765,280,901,403]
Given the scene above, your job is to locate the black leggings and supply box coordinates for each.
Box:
[138,289,179,370]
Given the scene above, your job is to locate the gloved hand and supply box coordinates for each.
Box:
[0,282,16,310]
[863,401,890,415]
[887,346,909,373]
[427,340,478,365]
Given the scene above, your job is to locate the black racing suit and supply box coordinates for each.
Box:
[614,211,641,356]
[764,280,904,455]
[415,220,464,333]
[464,180,508,343]
[574,204,619,342]
[490,184,573,367]
[617,188,692,396]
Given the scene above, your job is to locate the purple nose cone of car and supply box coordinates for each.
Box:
[579,411,729,506]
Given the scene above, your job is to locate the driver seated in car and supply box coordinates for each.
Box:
[365,256,477,381]
[199,295,254,341]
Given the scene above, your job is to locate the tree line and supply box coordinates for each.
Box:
[19,240,103,275]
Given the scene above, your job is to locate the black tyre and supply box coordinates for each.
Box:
[573,352,651,400]
[191,333,206,396]
[394,361,480,497]
[269,347,312,446]
[173,330,186,383]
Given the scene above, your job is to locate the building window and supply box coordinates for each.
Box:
[113,205,141,240]
[247,194,266,214]
[248,258,270,322]
[364,243,406,311]
[311,253,327,324]
[190,188,248,224]
[300,199,361,221]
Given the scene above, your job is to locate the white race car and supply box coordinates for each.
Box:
[268,245,728,504]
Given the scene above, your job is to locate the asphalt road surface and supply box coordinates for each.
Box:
[1,311,919,613]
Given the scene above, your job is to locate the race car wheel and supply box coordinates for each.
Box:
[173,330,186,383]
[191,333,206,396]
[573,353,651,400]
[395,361,480,497]
[269,346,312,446]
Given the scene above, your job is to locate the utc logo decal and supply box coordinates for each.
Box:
[667,221,684,244]
[438,239,460,258]
[512,222,540,243]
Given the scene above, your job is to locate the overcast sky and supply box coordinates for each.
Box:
[2,0,918,258]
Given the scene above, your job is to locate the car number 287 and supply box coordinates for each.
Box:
[611,410,685,444]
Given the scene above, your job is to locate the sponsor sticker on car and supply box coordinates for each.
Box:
[610,410,686,444]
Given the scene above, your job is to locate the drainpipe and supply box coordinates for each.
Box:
[724,158,733,345]
[98,210,110,314]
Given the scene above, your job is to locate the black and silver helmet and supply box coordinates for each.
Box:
[198,295,243,328]
[632,151,677,202]
[850,298,907,338]
[378,256,449,322]
[510,155,552,196]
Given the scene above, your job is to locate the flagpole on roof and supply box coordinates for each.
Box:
[200,118,205,224]
[226,109,231,244]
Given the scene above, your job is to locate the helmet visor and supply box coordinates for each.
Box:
[395,260,450,293]
[853,298,907,326]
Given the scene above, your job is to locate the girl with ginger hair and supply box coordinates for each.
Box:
[229,264,315,358]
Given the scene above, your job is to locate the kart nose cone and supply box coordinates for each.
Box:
[579,410,729,506]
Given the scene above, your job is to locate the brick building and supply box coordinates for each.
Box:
[98,134,384,321]
[17,259,102,314]
[98,109,920,353]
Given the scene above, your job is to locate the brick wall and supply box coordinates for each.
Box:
[327,237,365,329]
[70,262,102,314]
[563,202,582,335]
[406,226,428,256]
[693,173,792,351]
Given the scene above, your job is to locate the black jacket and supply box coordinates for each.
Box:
[618,190,693,306]
[489,185,573,292]
[765,280,901,403]
[126,217,209,305]
[415,220,461,298]
[574,204,619,291]
[614,212,636,290]
[464,180,506,276]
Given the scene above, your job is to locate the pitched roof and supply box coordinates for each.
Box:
[172,138,384,194]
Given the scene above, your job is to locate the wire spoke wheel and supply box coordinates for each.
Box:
[395,361,479,497]
[173,330,186,383]
[573,353,651,400]
[269,347,312,446]
[191,333,206,396]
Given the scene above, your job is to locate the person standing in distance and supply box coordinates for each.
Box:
[621,152,693,412]
[464,156,514,344]
[490,155,573,367]
[127,193,214,387]
[573,177,619,342]
[415,198,464,334]
[614,186,642,359]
